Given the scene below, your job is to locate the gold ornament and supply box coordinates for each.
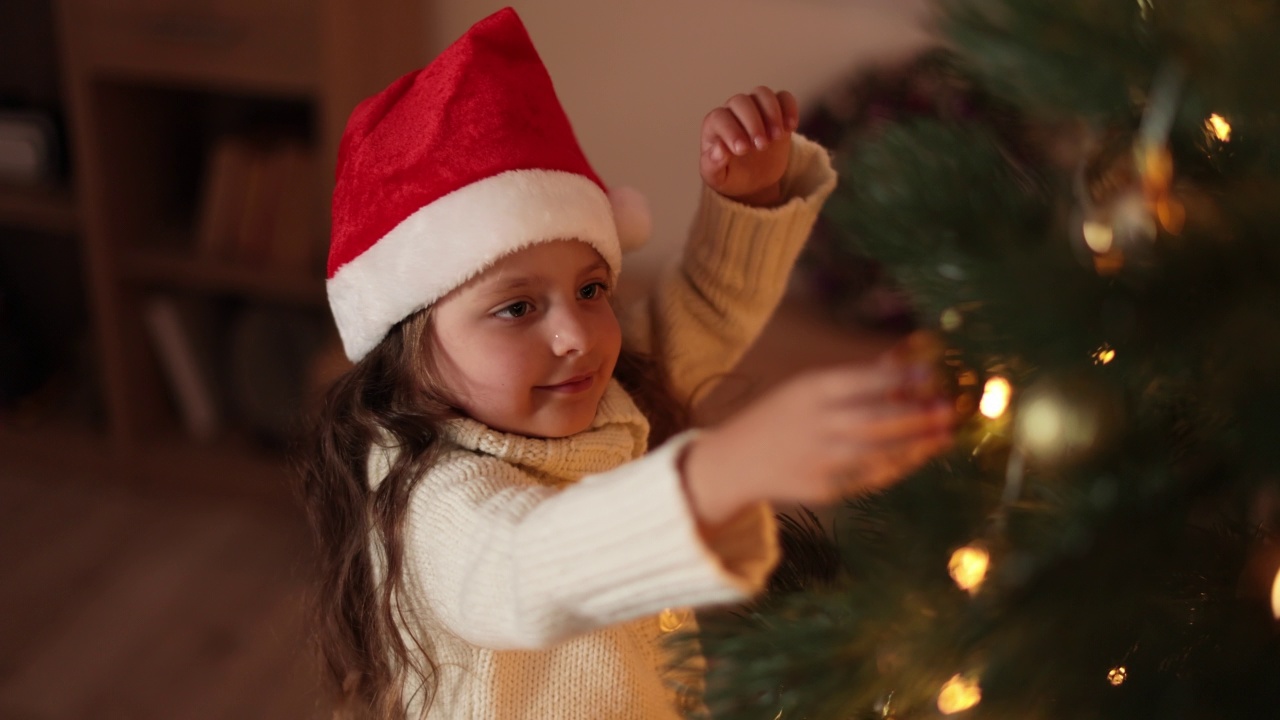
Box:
[1108,665,1128,686]
[1012,376,1121,465]
[1072,63,1186,274]
[941,307,964,332]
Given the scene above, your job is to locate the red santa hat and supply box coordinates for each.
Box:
[327,6,650,362]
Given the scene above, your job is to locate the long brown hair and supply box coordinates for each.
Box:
[296,306,688,719]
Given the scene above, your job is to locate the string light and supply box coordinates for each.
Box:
[1271,566,1280,619]
[949,545,990,594]
[937,674,982,714]
[1206,113,1232,142]
[1082,221,1115,254]
[874,691,896,719]
[1092,344,1116,365]
[979,377,1012,419]
[1108,666,1128,686]
[941,307,963,332]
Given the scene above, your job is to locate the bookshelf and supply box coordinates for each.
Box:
[0,183,79,236]
[122,248,326,307]
[0,0,426,506]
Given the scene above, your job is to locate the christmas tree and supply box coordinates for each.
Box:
[690,1,1280,717]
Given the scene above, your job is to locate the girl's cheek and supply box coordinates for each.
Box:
[598,313,622,361]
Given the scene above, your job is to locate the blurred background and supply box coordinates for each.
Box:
[0,0,929,716]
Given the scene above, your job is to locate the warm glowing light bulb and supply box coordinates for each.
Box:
[1017,395,1065,453]
[1271,567,1280,620]
[949,545,990,594]
[937,674,982,714]
[941,307,963,332]
[979,377,1012,419]
[1108,666,1128,686]
[1092,344,1116,365]
[1082,221,1115,254]
[1207,113,1232,142]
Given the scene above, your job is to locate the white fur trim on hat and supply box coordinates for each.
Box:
[328,169,622,362]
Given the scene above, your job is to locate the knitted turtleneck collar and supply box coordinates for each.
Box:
[441,379,650,485]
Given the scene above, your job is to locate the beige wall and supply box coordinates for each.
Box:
[426,0,933,295]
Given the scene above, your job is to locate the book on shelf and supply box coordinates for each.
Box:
[193,136,322,274]
[266,142,320,273]
[193,137,253,262]
[143,294,223,442]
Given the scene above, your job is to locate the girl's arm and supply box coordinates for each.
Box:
[383,433,776,650]
[621,87,838,407]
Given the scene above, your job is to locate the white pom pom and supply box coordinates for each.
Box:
[608,185,651,252]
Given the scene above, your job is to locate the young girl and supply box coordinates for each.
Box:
[302,7,954,719]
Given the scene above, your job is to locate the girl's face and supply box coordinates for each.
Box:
[428,240,622,438]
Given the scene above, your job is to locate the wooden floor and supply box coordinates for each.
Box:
[0,465,329,719]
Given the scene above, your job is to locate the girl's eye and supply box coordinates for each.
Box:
[495,301,531,319]
[579,281,609,300]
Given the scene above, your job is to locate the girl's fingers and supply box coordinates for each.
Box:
[777,90,800,132]
[833,401,954,444]
[726,93,769,152]
[808,364,904,405]
[701,88,796,165]
[701,107,750,158]
[705,138,728,166]
[750,86,786,141]
[832,430,953,495]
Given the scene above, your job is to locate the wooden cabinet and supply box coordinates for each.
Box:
[65,0,322,93]
[0,0,427,505]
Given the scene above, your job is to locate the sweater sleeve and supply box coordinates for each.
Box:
[622,134,838,406]
[392,433,779,651]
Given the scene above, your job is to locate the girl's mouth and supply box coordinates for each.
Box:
[539,374,594,394]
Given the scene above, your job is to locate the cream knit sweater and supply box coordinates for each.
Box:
[368,136,837,718]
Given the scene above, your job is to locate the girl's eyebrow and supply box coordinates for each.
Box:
[482,276,535,295]
[477,260,610,297]
[578,260,610,278]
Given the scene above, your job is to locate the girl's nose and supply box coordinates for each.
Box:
[549,308,591,357]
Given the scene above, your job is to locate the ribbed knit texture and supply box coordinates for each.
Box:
[625,135,839,406]
[371,135,837,718]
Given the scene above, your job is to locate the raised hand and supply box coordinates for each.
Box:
[699,86,799,207]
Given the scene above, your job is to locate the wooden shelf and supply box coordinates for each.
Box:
[0,182,80,235]
[31,0,427,504]
[122,247,325,306]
